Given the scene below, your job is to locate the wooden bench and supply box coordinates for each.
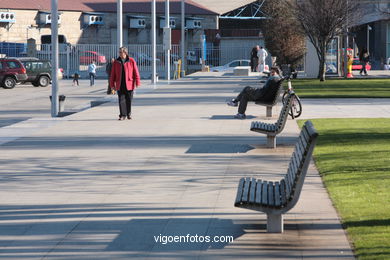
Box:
[250,91,295,148]
[254,78,284,117]
[234,120,319,233]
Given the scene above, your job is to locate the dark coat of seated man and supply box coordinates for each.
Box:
[227,66,282,119]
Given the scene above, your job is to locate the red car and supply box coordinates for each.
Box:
[352,58,371,71]
[0,58,28,89]
[79,51,106,65]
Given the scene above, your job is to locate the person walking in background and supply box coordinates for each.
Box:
[110,47,141,120]
[250,45,259,72]
[227,66,281,119]
[106,58,115,94]
[72,71,80,86]
[359,47,370,76]
[88,61,97,86]
[257,46,268,72]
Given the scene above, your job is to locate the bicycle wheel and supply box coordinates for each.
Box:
[282,91,288,104]
[289,95,302,119]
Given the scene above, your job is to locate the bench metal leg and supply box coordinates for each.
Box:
[267,213,283,233]
[267,135,276,148]
[266,106,272,117]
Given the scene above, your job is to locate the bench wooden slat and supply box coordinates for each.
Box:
[301,126,310,144]
[261,181,268,205]
[249,178,256,204]
[268,181,275,206]
[251,122,258,130]
[255,180,263,204]
[234,178,245,206]
[292,151,301,171]
[274,182,281,207]
[280,179,287,205]
[298,135,307,153]
[295,141,304,163]
[242,177,251,203]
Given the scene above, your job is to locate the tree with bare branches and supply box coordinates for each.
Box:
[294,0,359,81]
[260,0,306,74]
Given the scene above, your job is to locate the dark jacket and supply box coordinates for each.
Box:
[255,76,281,102]
[105,62,113,75]
[250,47,258,59]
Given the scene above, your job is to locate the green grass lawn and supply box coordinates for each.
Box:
[289,78,390,98]
[298,118,390,260]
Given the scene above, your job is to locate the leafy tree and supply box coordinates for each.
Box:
[260,0,306,73]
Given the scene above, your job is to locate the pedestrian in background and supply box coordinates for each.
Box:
[88,60,96,86]
[359,47,370,76]
[110,47,141,120]
[72,71,80,86]
[257,46,268,72]
[250,45,259,72]
[106,58,115,94]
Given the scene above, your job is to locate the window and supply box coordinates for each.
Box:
[325,38,338,74]
[23,62,32,70]
[6,61,21,69]
[0,62,3,70]
[229,61,239,67]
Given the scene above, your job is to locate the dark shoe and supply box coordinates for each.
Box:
[234,113,246,119]
[227,99,238,107]
[127,115,132,120]
[118,116,126,121]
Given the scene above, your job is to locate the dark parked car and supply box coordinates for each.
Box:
[18,57,52,87]
[0,58,28,89]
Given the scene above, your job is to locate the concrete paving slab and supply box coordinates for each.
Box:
[0,72,362,259]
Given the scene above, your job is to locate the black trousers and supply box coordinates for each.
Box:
[236,86,262,114]
[360,61,368,75]
[117,89,133,117]
[251,57,258,72]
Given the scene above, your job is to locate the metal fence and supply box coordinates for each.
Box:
[1,43,304,78]
[34,44,181,79]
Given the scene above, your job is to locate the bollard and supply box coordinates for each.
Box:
[49,95,66,112]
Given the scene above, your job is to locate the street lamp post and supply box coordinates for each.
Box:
[117,0,123,47]
[164,0,171,82]
[50,0,59,117]
[180,0,185,77]
[151,0,157,84]
[367,25,372,53]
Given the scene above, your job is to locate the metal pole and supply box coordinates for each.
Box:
[165,0,170,82]
[343,0,349,78]
[51,0,59,117]
[367,25,370,52]
[117,0,123,47]
[180,0,185,77]
[151,0,157,84]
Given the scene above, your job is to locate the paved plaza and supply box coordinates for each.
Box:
[1,72,389,259]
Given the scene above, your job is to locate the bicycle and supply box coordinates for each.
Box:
[282,74,302,119]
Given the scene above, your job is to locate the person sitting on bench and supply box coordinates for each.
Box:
[227,66,281,119]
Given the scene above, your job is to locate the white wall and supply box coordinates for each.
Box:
[304,38,320,78]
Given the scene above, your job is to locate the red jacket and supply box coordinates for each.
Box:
[110,57,141,91]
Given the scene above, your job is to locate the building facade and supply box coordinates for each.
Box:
[0,0,218,47]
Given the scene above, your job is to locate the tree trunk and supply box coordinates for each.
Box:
[319,46,327,81]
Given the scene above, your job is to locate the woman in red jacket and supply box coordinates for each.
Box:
[110,47,141,120]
